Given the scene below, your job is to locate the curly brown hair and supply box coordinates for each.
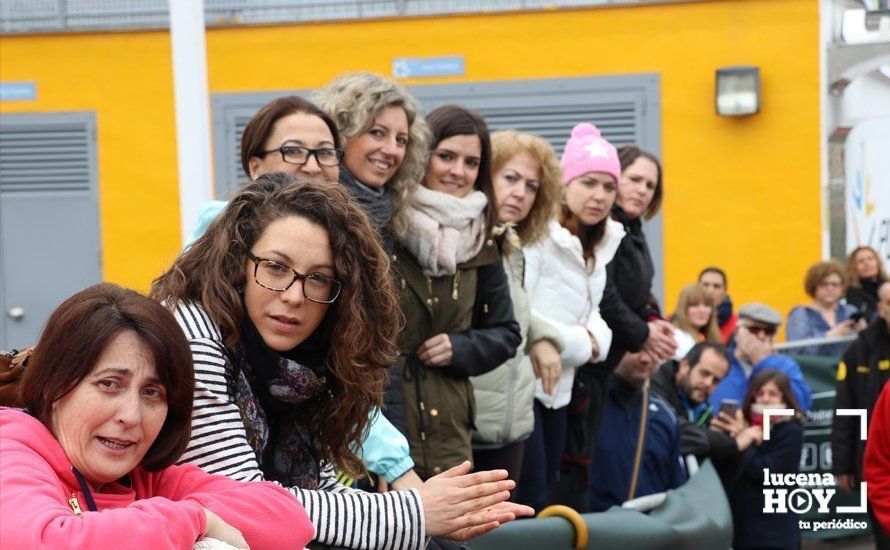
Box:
[803,259,846,298]
[490,130,562,245]
[151,173,400,477]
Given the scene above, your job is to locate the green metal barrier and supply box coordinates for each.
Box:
[471,459,732,550]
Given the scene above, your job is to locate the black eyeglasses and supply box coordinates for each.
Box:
[248,252,342,304]
[257,144,344,167]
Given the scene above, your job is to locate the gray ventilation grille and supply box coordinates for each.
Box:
[0,120,92,194]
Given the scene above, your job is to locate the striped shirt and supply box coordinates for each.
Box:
[174,302,425,549]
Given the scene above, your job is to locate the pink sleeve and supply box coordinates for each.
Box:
[151,463,314,549]
[0,440,206,549]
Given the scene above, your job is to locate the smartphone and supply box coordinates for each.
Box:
[849,310,866,324]
[719,399,740,419]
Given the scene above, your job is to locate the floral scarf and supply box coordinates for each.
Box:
[231,317,328,489]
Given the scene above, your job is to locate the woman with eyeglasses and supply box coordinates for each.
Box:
[389,105,522,480]
[154,174,530,550]
[192,92,430,498]
[787,260,865,357]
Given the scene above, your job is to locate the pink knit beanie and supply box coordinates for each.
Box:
[560,123,621,186]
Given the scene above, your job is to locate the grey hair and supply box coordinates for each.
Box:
[312,72,430,235]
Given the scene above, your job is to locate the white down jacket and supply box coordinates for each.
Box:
[524,218,625,409]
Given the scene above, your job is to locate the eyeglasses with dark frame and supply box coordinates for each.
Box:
[256,143,344,167]
[248,252,342,304]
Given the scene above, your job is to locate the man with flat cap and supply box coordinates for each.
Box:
[709,302,813,416]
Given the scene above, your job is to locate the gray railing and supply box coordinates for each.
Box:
[772,334,857,352]
[0,0,692,34]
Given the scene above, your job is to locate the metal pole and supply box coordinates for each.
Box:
[169,0,214,244]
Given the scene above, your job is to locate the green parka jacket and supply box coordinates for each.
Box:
[392,236,521,479]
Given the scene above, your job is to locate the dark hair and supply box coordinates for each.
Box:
[151,173,399,477]
[18,283,194,471]
[240,96,341,178]
[425,104,498,233]
[699,266,728,289]
[684,341,730,369]
[618,145,663,220]
[742,369,803,421]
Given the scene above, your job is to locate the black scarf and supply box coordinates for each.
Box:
[717,295,734,327]
[235,316,329,489]
[339,167,395,252]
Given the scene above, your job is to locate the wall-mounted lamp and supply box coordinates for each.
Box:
[716,66,761,117]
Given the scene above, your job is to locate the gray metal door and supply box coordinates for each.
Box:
[0,112,101,351]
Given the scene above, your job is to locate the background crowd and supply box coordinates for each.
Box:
[1,70,889,550]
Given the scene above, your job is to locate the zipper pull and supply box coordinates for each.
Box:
[68,494,83,517]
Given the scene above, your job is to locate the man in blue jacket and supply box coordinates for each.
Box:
[709,302,813,412]
[588,351,686,512]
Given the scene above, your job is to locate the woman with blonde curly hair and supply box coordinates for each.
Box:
[470,130,565,483]
[670,282,723,358]
[152,174,531,549]
[313,72,429,251]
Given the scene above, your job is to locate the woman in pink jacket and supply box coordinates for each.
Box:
[0,283,313,549]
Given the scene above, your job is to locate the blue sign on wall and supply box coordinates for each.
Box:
[392,56,465,79]
[0,82,37,101]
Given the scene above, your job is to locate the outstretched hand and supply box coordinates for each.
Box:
[418,461,533,541]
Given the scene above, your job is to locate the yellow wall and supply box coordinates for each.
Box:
[0,31,180,291]
[0,0,821,323]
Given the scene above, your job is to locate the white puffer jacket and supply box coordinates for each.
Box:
[524,218,625,409]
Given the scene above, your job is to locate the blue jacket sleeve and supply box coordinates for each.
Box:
[755,354,813,412]
[356,408,415,483]
[187,200,229,245]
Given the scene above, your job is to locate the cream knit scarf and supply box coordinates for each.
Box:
[397,185,488,277]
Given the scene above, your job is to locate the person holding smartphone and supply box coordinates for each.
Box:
[786,260,866,357]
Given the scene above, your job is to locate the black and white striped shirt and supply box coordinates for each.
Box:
[174,302,425,549]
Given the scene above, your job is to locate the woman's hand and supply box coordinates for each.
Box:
[530,340,562,396]
[642,320,677,362]
[418,334,453,367]
[827,319,855,337]
[203,509,249,550]
[587,331,600,363]
[418,461,533,541]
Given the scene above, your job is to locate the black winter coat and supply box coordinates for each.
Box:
[650,361,738,461]
[726,420,804,550]
[598,205,660,369]
[831,317,890,480]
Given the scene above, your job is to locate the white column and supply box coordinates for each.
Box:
[169,0,214,244]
